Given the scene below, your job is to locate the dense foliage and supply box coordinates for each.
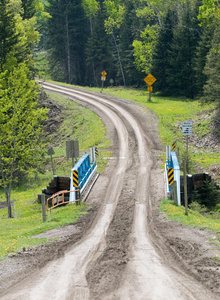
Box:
[0,0,48,217]
[44,0,220,100]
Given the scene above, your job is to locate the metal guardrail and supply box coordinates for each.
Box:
[46,189,80,211]
[166,149,180,205]
[70,153,97,203]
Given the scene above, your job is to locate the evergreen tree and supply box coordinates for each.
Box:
[167,0,202,98]
[21,0,36,20]
[194,25,215,96]
[118,0,143,86]
[197,180,220,210]
[0,0,18,71]
[202,24,220,103]
[85,3,116,86]
[46,0,89,84]
[151,9,177,95]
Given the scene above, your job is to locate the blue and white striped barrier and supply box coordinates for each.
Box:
[166,147,180,205]
[70,152,97,203]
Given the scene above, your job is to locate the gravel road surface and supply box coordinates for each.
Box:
[0,82,219,300]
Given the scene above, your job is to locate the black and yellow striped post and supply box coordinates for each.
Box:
[72,170,80,205]
[73,170,79,188]
[168,167,174,185]
[95,148,99,157]
[172,141,176,151]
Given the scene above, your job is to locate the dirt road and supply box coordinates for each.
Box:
[0,82,219,299]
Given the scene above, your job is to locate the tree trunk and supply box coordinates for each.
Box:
[112,31,126,87]
[66,14,71,84]
[0,156,13,218]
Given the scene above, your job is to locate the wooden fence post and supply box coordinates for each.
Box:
[41,194,47,222]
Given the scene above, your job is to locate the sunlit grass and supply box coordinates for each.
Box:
[160,199,220,233]
[0,186,89,259]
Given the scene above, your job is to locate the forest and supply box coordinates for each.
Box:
[43,0,220,100]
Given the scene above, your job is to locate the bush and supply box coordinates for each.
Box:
[189,201,207,214]
[196,180,220,210]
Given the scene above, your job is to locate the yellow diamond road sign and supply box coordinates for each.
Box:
[101,70,107,76]
[144,74,156,86]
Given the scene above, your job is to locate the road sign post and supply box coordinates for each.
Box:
[182,121,192,215]
[66,140,79,166]
[144,74,156,102]
[101,71,107,93]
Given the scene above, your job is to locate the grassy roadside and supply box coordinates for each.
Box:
[160,199,220,252]
[97,87,219,174]
[0,91,110,260]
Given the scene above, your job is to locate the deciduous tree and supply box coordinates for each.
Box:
[0,63,48,218]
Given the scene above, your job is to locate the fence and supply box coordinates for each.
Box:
[46,189,80,211]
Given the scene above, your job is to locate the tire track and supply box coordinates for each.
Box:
[2,82,217,300]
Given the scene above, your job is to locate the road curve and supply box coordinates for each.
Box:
[1,82,217,300]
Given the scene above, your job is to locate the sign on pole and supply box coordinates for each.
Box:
[144,74,156,86]
[182,121,192,136]
[66,140,79,165]
[144,74,156,102]
[101,71,107,92]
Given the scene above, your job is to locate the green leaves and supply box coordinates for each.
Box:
[104,0,125,33]
[0,63,48,217]
[133,25,159,74]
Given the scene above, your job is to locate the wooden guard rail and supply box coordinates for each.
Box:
[46,189,81,211]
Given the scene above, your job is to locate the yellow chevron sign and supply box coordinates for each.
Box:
[168,168,174,185]
[73,170,79,187]
[172,142,176,151]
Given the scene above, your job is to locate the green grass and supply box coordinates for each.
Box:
[0,89,110,259]
[160,199,220,235]
[42,91,111,176]
[0,183,89,259]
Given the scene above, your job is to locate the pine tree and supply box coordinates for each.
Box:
[194,25,215,96]
[167,0,202,98]
[85,3,115,86]
[118,0,143,86]
[46,0,89,84]
[21,0,36,20]
[151,9,177,95]
[0,0,18,71]
[202,24,220,103]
